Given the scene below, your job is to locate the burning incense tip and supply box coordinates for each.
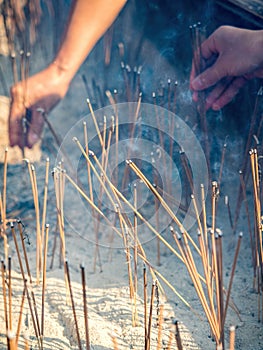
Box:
[152,92,156,98]
[88,150,95,157]
[225,196,228,205]
[10,222,14,228]
[45,224,49,228]
[168,79,171,84]
[72,137,78,143]
[229,325,235,332]
[239,232,243,238]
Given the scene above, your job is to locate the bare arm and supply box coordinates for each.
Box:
[9,0,127,148]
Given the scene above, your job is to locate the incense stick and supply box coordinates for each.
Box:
[174,320,183,350]
[1,259,8,336]
[229,325,235,350]
[146,282,155,350]
[143,264,148,350]
[16,284,26,345]
[8,256,12,332]
[64,260,82,350]
[80,264,90,350]
[41,224,49,348]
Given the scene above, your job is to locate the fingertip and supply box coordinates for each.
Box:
[27,132,39,148]
[212,103,221,111]
[192,91,198,102]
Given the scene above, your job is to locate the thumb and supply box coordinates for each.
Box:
[191,58,228,91]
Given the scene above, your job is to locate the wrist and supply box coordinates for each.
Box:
[48,59,75,86]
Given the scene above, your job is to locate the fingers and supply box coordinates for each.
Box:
[208,77,247,110]
[204,77,233,110]
[191,56,229,91]
[9,83,45,148]
[27,108,45,148]
[9,86,25,148]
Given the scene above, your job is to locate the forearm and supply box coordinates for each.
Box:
[52,0,127,82]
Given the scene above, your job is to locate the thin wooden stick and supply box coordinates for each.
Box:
[180,150,194,194]
[83,122,102,273]
[2,147,8,260]
[174,320,183,350]
[86,98,103,146]
[16,284,26,345]
[239,170,254,266]
[156,303,164,350]
[218,141,227,189]
[8,256,12,332]
[133,183,138,327]
[7,330,16,350]
[146,282,155,350]
[65,260,82,350]
[80,264,90,350]
[41,158,50,247]
[224,196,233,230]
[143,264,148,350]
[118,211,134,299]
[1,259,8,335]
[41,224,49,347]
[223,232,243,325]
[11,222,41,345]
[229,325,235,350]
[17,220,32,283]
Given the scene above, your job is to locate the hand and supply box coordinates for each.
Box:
[190,26,263,110]
[9,62,70,148]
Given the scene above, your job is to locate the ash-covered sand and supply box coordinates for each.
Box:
[0,118,262,349]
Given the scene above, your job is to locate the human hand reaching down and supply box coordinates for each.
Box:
[9,0,127,149]
[9,62,70,148]
[190,25,263,110]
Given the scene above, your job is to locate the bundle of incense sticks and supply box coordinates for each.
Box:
[125,160,242,349]
[65,123,243,347]
[189,22,210,178]
[233,87,263,232]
